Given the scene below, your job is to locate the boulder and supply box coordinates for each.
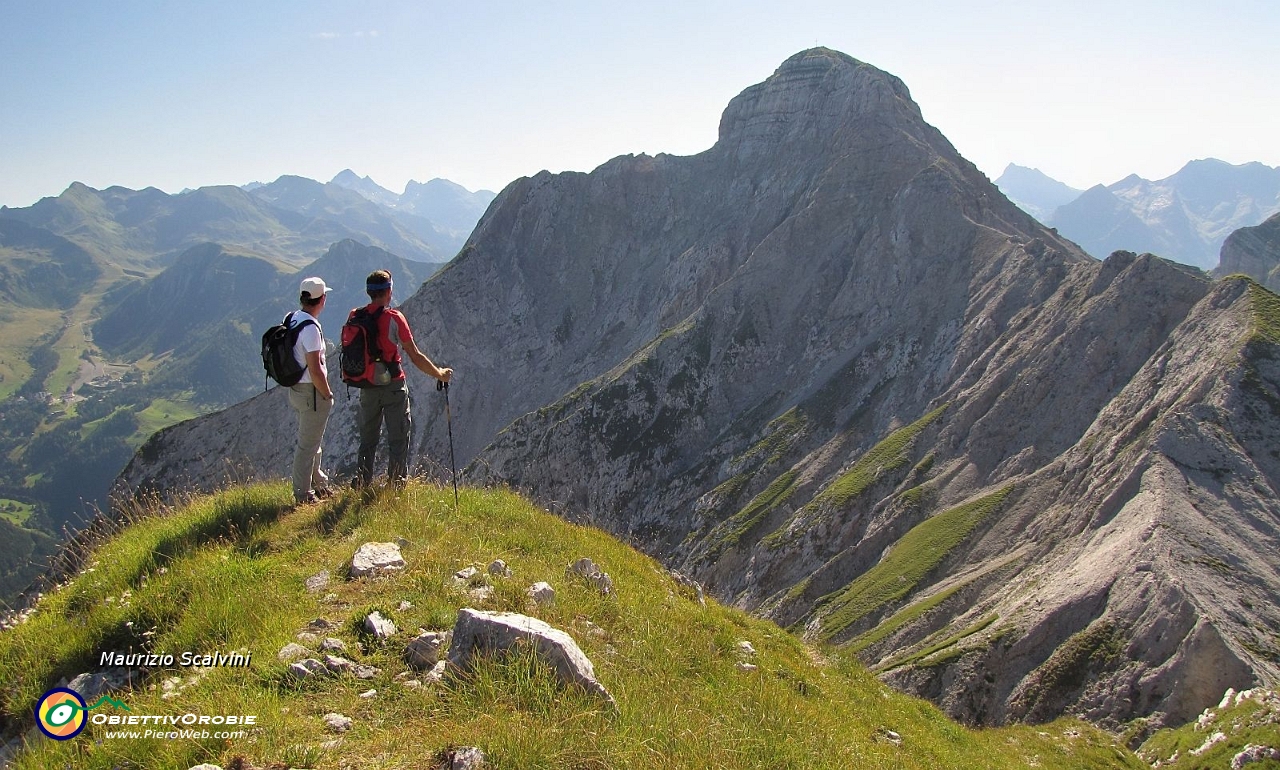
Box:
[289,658,327,679]
[68,669,138,702]
[323,655,355,674]
[365,611,397,641]
[448,746,486,770]
[1233,745,1280,769]
[305,570,330,593]
[527,581,555,605]
[277,643,310,662]
[351,542,406,578]
[449,608,615,707]
[568,557,613,596]
[406,631,451,670]
[323,712,353,733]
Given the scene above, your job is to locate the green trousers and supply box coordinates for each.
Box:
[358,380,413,484]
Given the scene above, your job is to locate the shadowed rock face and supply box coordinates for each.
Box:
[117,48,1280,731]
[1218,212,1280,292]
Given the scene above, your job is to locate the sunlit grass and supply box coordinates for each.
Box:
[0,481,1143,769]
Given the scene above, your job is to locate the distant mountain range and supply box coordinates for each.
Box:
[995,161,1280,271]
[991,165,1083,222]
[0,171,486,596]
[329,170,496,242]
[93,239,441,403]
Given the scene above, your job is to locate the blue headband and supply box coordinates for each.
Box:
[366,281,392,291]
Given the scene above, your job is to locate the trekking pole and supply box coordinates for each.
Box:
[438,379,459,511]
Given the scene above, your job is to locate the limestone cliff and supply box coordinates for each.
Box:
[1218,212,1280,292]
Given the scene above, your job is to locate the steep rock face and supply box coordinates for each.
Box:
[115,49,1280,730]
[1218,212,1280,292]
[871,278,1280,729]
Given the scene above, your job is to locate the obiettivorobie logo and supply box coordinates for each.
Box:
[35,688,131,740]
[35,687,257,742]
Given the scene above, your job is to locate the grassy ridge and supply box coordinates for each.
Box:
[1247,279,1280,344]
[0,482,1141,769]
[815,486,1013,643]
[807,405,948,511]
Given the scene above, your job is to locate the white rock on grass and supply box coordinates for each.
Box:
[350,542,407,578]
[527,581,555,605]
[359,689,377,699]
[424,660,448,684]
[323,712,353,733]
[449,608,615,707]
[324,655,355,675]
[1233,745,1280,769]
[365,611,397,641]
[406,631,451,670]
[448,746,486,770]
[289,658,328,679]
[568,557,613,596]
[277,643,310,662]
[1192,732,1227,756]
[488,559,513,577]
[305,570,330,593]
[189,765,223,770]
[321,637,347,652]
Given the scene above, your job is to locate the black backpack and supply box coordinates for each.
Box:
[261,312,316,388]
[340,306,386,388]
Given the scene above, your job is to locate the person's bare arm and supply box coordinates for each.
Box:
[403,339,452,382]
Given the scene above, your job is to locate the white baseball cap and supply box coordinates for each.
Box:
[299,276,332,299]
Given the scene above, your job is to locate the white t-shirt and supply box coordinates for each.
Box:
[289,310,325,385]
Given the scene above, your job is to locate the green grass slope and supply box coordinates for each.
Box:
[0,482,1142,769]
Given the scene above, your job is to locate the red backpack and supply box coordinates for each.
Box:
[339,307,386,388]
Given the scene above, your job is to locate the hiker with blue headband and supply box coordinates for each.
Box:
[341,269,452,488]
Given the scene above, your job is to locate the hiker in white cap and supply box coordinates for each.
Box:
[289,276,335,504]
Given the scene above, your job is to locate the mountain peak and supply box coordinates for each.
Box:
[331,168,366,185]
[717,48,918,159]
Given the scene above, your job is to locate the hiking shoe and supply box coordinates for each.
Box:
[313,485,336,500]
[295,492,319,505]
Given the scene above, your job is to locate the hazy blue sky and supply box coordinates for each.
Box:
[2,1,1277,207]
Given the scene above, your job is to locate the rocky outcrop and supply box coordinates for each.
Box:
[1218,212,1280,292]
[350,542,407,578]
[448,608,615,706]
[115,48,1280,730]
